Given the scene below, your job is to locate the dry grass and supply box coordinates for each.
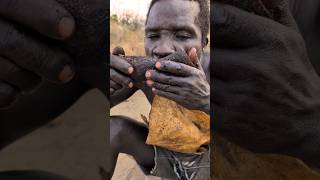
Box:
[110,21,210,55]
[110,21,145,56]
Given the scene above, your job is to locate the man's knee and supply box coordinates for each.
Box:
[110,116,147,149]
[110,116,134,148]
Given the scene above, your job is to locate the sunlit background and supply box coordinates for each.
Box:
[110,0,209,56]
[110,0,151,20]
[110,0,151,56]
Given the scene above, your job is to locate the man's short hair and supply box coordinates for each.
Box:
[146,0,209,46]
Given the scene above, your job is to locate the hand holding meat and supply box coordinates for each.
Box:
[146,48,210,114]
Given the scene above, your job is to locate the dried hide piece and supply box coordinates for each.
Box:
[146,95,210,153]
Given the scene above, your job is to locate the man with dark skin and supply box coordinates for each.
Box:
[213,0,320,171]
[2,0,320,179]
[110,0,210,179]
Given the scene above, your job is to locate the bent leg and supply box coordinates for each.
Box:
[110,115,154,176]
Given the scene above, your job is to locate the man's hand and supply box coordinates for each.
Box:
[213,1,320,167]
[110,50,137,107]
[146,48,210,114]
[0,0,76,109]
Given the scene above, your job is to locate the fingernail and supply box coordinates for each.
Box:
[188,48,199,65]
[145,71,151,79]
[128,82,133,88]
[59,65,75,82]
[146,80,154,86]
[188,47,197,58]
[152,88,156,93]
[58,17,75,39]
[155,62,161,69]
[128,67,134,74]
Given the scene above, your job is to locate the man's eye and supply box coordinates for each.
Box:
[147,34,160,40]
[175,33,191,40]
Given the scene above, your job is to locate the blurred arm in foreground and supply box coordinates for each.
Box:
[213,0,320,168]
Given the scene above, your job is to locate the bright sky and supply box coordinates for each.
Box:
[110,0,151,20]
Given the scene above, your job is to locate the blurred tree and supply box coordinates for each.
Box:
[110,14,118,23]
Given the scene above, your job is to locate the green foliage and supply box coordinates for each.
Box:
[119,13,144,31]
[110,14,118,23]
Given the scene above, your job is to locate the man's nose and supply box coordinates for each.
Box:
[153,42,175,59]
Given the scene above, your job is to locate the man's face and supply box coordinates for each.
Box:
[144,0,203,59]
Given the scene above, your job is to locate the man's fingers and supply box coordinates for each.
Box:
[112,46,125,56]
[110,54,134,75]
[153,88,184,104]
[0,0,75,40]
[213,2,276,47]
[0,57,41,91]
[110,88,115,95]
[110,68,132,88]
[188,48,198,64]
[148,81,180,94]
[188,47,203,70]
[110,80,122,90]
[146,70,184,86]
[0,20,75,83]
[154,61,194,76]
[0,81,18,109]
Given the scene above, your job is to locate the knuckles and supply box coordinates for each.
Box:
[264,27,305,55]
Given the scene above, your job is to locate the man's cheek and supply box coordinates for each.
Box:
[183,40,202,50]
[144,42,152,56]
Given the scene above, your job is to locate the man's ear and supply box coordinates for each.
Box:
[202,37,209,47]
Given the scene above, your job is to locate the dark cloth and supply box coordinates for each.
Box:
[150,146,210,180]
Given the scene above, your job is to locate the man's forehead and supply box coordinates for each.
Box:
[146,0,200,28]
